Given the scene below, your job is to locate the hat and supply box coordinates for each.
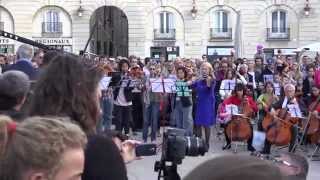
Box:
[184,155,284,180]
[257,44,264,50]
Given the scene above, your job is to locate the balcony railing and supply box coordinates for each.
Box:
[42,22,63,37]
[266,28,290,41]
[210,28,232,41]
[0,22,4,31]
[154,29,176,40]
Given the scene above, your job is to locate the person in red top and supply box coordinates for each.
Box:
[218,83,258,152]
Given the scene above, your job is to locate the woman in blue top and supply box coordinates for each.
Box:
[190,62,216,149]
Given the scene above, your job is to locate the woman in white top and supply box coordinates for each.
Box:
[219,69,236,100]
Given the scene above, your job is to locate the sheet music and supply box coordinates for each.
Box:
[99,76,112,90]
[120,79,137,88]
[225,104,239,115]
[274,83,281,96]
[223,80,236,90]
[150,78,175,93]
[287,104,303,118]
[175,81,191,97]
[263,75,274,83]
[252,131,266,152]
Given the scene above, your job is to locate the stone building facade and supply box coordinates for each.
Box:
[0,0,319,60]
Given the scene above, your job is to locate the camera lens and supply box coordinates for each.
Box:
[185,137,208,156]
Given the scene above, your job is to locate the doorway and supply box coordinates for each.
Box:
[90,6,128,57]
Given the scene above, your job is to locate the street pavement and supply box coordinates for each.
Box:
[127,128,320,180]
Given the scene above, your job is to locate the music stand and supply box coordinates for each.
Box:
[150,78,175,93]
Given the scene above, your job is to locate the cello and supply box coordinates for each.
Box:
[302,96,320,144]
[302,96,320,135]
[225,96,253,142]
[263,108,294,146]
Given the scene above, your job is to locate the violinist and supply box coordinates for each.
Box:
[113,59,134,136]
[219,83,258,151]
[262,83,307,154]
[98,62,115,131]
[142,64,162,142]
[190,62,216,148]
[257,81,279,131]
[130,64,144,134]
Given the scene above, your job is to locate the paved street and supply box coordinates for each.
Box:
[127,129,320,180]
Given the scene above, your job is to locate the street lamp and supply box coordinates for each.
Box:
[304,0,311,16]
[191,0,197,19]
[77,0,85,17]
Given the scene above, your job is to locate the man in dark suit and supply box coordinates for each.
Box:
[6,45,38,80]
[262,83,307,154]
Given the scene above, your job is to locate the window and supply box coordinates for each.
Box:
[44,10,60,33]
[272,10,287,33]
[213,11,228,32]
[159,11,174,33]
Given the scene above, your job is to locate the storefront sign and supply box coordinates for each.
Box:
[274,48,296,55]
[207,47,234,56]
[33,37,73,46]
[154,41,175,47]
[0,38,15,45]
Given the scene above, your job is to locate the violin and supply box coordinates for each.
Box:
[129,66,144,79]
[225,96,253,142]
[98,63,114,76]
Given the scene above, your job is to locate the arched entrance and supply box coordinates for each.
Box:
[90,6,128,57]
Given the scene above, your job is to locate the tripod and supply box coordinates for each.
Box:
[155,159,181,180]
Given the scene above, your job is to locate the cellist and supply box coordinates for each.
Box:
[218,83,258,152]
[303,85,320,111]
[302,85,320,140]
[262,83,307,154]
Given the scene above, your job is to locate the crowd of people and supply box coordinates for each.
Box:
[0,43,316,180]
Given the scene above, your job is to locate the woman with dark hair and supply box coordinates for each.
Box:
[28,53,102,134]
[219,68,236,100]
[82,135,128,180]
[114,59,134,136]
[257,81,279,131]
[173,66,193,135]
[302,64,316,98]
[27,54,139,180]
[218,83,258,151]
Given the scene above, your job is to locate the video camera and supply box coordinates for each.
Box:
[155,128,208,180]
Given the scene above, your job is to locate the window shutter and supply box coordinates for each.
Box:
[280,11,286,33]
[160,12,164,33]
[166,12,169,33]
[46,11,52,32]
[168,13,174,31]
[212,11,219,30]
[222,12,228,32]
[271,11,278,33]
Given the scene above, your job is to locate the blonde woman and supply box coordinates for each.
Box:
[0,116,87,180]
[189,62,216,149]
